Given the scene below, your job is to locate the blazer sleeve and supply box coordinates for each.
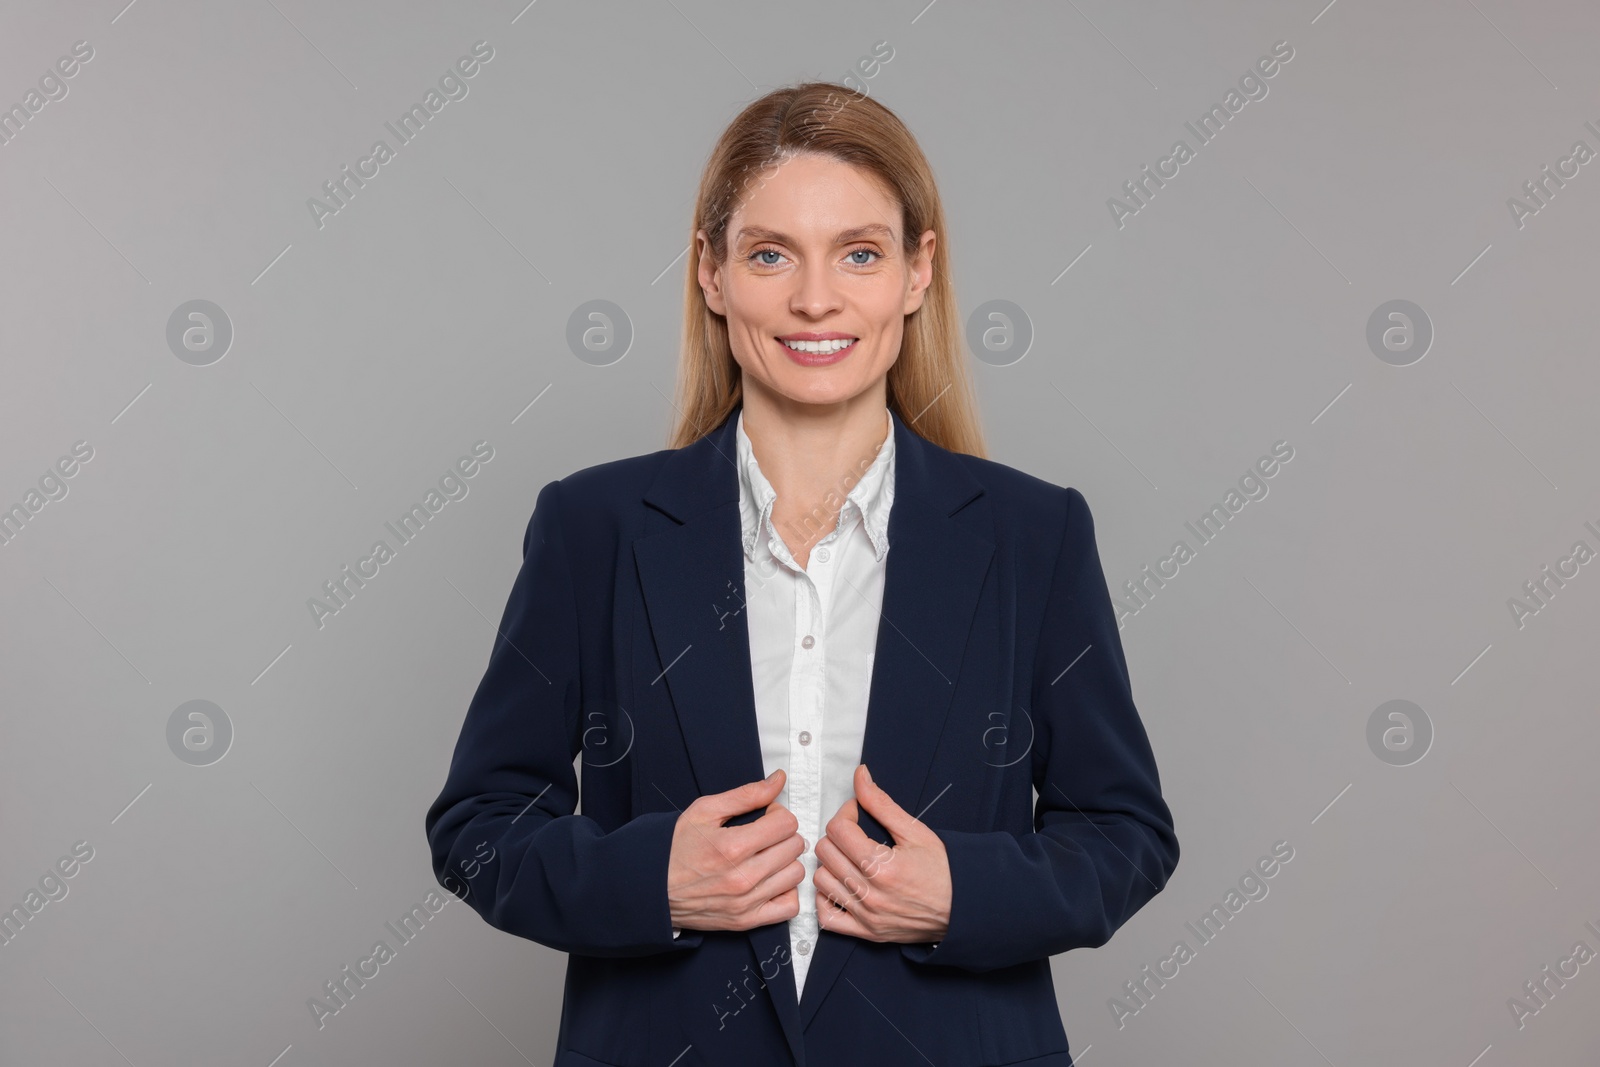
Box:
[424,478,698,958]
[901,486,1180,972]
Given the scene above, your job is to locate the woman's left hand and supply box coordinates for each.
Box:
[813,763,952,944]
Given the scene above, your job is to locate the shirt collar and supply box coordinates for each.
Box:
[735,406,895,564]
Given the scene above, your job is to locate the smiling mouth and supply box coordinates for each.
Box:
[778,337,858,355]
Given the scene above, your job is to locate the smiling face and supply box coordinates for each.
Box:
[697,151,935,413]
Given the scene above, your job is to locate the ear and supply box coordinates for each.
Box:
[903,228,936,315]
[697,228,727,315]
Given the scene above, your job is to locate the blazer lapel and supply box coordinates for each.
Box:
[634,401,993,1053]
[796,407,993,1028]
[635,408,808,1059]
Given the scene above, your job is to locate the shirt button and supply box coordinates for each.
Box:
[798,730,812,745]
[801,635,815,649]
[797,939,811,955]
[816,547,830,562]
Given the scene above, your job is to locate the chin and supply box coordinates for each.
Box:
[789,380,875,407]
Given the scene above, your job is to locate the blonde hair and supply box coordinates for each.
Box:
[667,82,987,458]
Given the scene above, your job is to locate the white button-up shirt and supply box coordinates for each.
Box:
[669,407,895,997]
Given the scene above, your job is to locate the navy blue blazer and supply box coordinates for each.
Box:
[425,402,1179,1067]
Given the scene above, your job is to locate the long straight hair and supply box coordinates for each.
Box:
[667,82,987,458]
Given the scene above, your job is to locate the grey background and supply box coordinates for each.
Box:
[3,0,1598,1064]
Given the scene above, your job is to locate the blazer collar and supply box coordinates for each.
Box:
[734,405,896,564]
[634,399,992,1057]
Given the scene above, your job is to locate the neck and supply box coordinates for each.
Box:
[739,386,889,554]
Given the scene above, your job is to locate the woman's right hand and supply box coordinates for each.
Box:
[668,769,806,933]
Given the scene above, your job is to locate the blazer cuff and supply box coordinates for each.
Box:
[511,808,706,957]
[898,827,1037,972]
[632,810,703,953]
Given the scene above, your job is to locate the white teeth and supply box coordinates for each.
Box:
[781,338,856,354]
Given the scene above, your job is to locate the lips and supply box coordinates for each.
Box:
[777,336,858,366]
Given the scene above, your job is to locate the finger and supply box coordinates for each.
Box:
[814,852,871,909]
[813,866,877,937]
[725,802,802,863]
[692,771,785,824]
[821,801,886,874]
[852,764,922,841]
[816,903,871,939]
[814,831,893,896]
[742,853,807,914]
[705,826,804,900]
[746,884,802,932]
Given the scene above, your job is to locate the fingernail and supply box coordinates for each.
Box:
[861,764,872,782]
[767,769,781,782]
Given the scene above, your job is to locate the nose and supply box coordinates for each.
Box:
[790,261,844,318]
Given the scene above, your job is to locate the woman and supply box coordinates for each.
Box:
[426,81,1179,1067]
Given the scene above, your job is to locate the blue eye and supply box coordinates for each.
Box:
[745,246,882,267]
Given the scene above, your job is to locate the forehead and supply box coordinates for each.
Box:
[729,152,900,240]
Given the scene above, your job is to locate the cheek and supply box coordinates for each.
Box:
[870,312,906,357]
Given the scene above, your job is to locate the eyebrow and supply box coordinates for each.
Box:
[734,223,895,245]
